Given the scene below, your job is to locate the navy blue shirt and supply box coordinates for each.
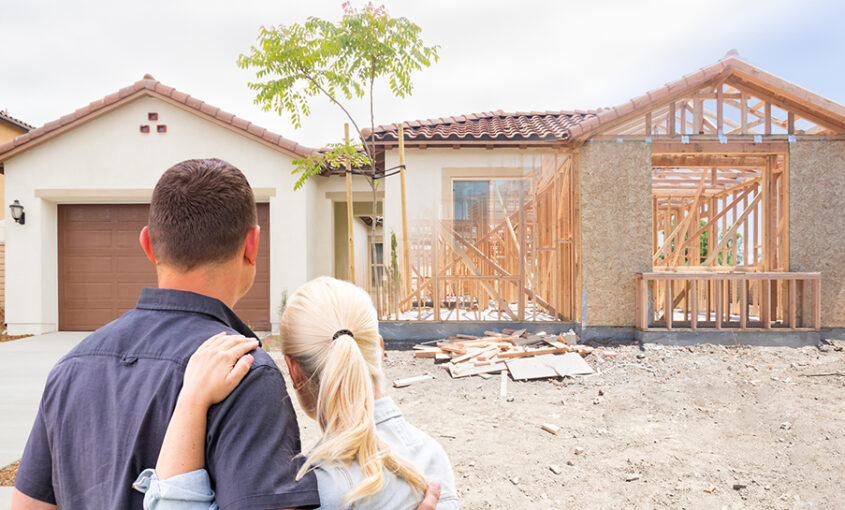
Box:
[15,288,320,510]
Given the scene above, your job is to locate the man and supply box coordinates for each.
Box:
[11,159,440,509]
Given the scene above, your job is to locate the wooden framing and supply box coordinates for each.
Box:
[636,272,821,331]
[374,58,842,326]
[599,80,840,138]
[392,152,577,322]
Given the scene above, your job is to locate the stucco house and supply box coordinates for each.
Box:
[0,110,34,310]
[0,75,374,334]
[1,56,843,344]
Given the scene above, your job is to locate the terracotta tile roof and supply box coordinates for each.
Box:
[0,110,34,131]
[370,110,600,144]
[373,56,845,146]
[0,74,315,161]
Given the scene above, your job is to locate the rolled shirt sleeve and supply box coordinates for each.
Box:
[204,364,320,510]
[133,469,218,510]
[15,393,57,504]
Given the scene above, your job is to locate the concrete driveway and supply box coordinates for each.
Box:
[0,332,88,467]
[0,332,87,507]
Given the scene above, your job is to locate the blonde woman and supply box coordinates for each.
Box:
[134,277,459,509]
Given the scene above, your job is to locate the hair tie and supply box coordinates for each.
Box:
[332,329,354,341]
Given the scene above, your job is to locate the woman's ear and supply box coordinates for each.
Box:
[379,335,385,363]
[284,354,305,390]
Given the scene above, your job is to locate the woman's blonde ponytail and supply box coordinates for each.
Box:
[282,277,427,505]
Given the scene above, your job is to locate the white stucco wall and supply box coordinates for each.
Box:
[305,174,373,284]
[3,95,326,334]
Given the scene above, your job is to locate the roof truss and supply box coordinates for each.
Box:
[608,80,843,137]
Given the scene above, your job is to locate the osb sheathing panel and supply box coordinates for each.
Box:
[789,140,845,327]
[580,141,652,326]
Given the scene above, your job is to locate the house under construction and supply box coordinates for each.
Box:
[367,56,843,343]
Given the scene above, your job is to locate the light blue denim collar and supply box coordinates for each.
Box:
[373,397,402,424]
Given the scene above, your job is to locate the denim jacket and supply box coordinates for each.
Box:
[134,397,460,510]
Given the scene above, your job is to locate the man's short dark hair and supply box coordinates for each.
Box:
[149,158,257,271]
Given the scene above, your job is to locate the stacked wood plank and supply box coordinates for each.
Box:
[412,329,594,380]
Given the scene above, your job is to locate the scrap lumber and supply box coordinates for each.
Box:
[393,374,434,388]
[448,362,507,378]
[451,345,498,364]
[415,329,593,382]
[413,347,443,358]
[513,334,548,346]
[541,423,561,435]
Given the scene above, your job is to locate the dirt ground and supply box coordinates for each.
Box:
[278,339,845,510]
[3,337,842,509]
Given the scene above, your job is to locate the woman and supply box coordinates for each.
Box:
[134,277,459,509]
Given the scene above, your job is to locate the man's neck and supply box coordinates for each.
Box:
[156,265,240,309]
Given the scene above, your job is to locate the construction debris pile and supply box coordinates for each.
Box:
[406,329,596,382]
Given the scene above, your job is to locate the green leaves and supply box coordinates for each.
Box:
[290,139,372,191]
[238,3,439,133]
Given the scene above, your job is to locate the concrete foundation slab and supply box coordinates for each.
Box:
[379,321,577,349]
[636,329,820,347]
[821,328,845,341]
[579,326,637,342]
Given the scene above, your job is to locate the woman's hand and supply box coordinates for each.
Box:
[181,333,259,409]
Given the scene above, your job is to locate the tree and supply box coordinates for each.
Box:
[237,2,438,311]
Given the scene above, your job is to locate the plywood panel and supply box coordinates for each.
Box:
[580,141,652,326]
[789,141,845,327]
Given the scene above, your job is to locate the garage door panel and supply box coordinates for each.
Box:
[63,283,114,300]
[59,204,271,331]
[114,229,144,248]
[115,207,150,222]
[64,207,114,222]
[65,231,113,249]
[116,256,154,273]
[62,308,124,327]
[63,256,114,273]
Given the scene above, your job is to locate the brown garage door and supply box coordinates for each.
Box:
[58,203,270,331]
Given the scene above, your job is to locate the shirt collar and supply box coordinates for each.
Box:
[136,288,259,341]
[373,397,403,424]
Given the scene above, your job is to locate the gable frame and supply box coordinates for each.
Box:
[570,58,845,142]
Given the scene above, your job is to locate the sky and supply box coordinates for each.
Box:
[2,0,844,149]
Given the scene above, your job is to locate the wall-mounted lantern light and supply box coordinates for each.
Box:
[9,200,25,225]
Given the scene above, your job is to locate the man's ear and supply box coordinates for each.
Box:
[284,354,304,390]
[243,225,260,266]
[139,226,157,264]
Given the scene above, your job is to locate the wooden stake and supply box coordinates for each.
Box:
[345,123,355,284]
[714,279,722,329]
[690,279,698,330]
[665,280,673,330]
[788,279,796,329]
[398,125,411,300]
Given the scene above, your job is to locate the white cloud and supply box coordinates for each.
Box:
[1,0,840,148]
